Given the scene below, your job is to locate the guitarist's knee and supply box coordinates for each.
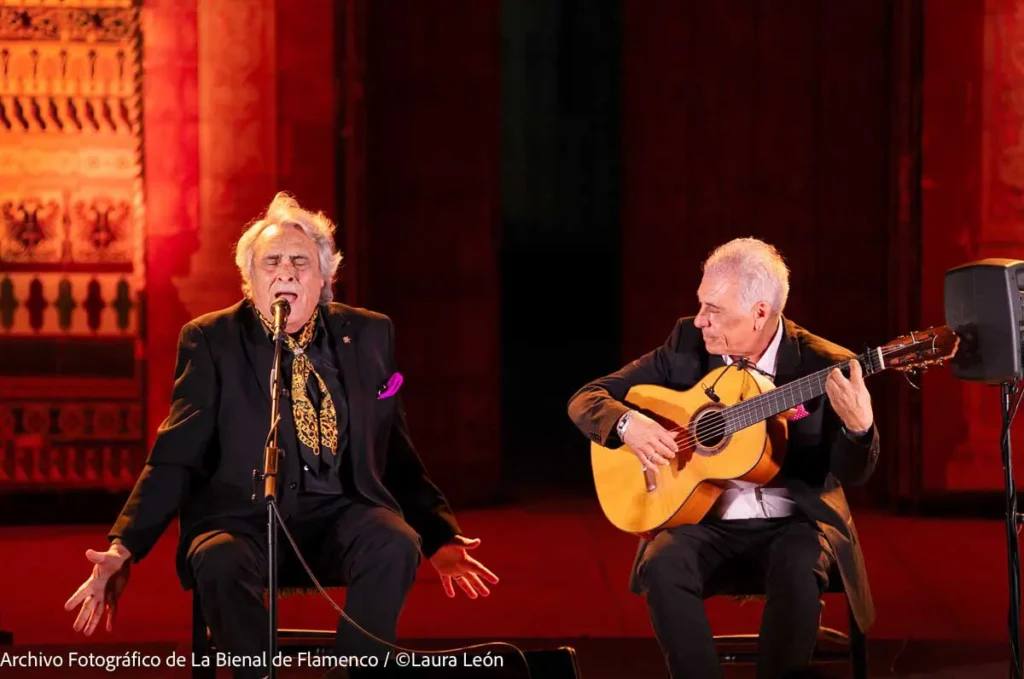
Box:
[637,538,703,597]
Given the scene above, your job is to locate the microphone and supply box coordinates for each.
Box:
[271,298,290,339]
[703,358,749,403]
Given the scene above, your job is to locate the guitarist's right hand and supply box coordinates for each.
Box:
[621,411,678,468]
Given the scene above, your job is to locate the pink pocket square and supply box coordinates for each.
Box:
[377,372,403,399]
[787,404,810,421]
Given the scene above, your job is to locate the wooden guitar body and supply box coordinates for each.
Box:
[590,365,789,535]
[589,325,959,536]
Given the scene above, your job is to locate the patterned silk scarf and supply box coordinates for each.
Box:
[255,305,338,456]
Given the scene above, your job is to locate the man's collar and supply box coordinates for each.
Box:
[722,316,784,380]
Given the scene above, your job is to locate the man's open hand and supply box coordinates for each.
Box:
[429,535,499,600]
[64,542,132,635]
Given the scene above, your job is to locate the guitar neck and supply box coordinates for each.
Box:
[723,348,885,436]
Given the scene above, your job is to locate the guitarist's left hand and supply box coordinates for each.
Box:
[825,358,874,433]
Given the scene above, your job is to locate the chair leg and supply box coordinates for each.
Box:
[847,600,867,679]
[192,592,215,679]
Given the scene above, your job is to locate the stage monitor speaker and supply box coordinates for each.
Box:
[525,647,581,678]
[944,257,1024,383]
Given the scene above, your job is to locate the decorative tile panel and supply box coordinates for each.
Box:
[0,0,145,491]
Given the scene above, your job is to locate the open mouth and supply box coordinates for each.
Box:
[274,291,298,303]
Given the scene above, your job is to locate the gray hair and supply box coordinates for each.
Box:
[702,237,790,315]
[234,192,343,304]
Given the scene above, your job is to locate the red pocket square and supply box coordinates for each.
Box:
[787,404,810,421]
[377,372,403,399]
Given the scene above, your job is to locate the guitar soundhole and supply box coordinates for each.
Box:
[694,410,726,449]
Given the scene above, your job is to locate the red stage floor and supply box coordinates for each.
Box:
[0,493,1018,677]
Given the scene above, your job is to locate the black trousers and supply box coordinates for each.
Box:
[189,493,421,678]
[637,515,835,679]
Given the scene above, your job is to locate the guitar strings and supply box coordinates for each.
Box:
[663,353,882,445]
[640,345,916,454]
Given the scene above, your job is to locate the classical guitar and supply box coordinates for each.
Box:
[590,326,959,535]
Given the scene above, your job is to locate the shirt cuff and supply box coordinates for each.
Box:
[842,423,874,445]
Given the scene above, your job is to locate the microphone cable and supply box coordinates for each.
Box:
[267,500,533,678]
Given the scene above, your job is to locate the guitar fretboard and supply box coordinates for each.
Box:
[720,349,882,436]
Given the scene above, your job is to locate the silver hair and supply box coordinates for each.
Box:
[234,192,343,304]
[702,237,790,315]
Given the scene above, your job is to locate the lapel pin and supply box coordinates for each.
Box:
[343,336,351,344]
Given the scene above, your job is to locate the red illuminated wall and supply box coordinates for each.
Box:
[142,0,501,506]
[142,0,200,452]
[144,0,335,444]
[620,0,1024,499]
[919,0,1024,493]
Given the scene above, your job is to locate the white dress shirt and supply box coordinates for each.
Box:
[709,317,799,520]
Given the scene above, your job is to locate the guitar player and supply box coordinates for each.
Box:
[567,237,879,679]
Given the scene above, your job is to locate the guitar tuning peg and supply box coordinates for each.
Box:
[902,369,921,390]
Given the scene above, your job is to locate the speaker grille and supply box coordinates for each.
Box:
[944,258,1024,383]
[1018,289,1024,363]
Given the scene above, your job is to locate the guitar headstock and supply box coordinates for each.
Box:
[879,326,960,373]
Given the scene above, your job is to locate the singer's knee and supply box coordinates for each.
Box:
[347,510,421,585]
[373,521,421,578]
[190,531,263,591]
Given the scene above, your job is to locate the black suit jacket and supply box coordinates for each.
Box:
[567,316,879,633]
[110,300,460,588]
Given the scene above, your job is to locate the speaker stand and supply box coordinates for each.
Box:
[1001,380,1023,679]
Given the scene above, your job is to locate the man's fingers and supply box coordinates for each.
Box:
[65,582,92,612]
[658,431,679,453]
[455,576,478,599]
[84,604,103,636]
[465,572,490,597]
[639,448,669,467]
[105,603,117,633]
[655,432,679,454]
[825,379,837,401]
[73,596,96,632]
[85,549,108,565]
[650,439,676,459]
[827,370,849,397]
[849,359,864,384]
[467,559,499,585]
[440,575,456,598]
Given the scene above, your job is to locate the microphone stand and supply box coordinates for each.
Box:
[1001,380,1023,679]
[254,312,287,679]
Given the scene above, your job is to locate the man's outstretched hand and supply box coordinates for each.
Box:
[64,542,132,635]
[429,535,499,600]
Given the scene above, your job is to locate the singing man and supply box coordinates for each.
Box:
[64,192,498,678]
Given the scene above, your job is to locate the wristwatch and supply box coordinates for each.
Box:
[616,410,636,440]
